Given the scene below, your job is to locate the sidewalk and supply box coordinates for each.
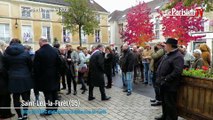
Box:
[7,86,162,120]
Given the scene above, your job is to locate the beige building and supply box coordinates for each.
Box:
[0,0,109,50]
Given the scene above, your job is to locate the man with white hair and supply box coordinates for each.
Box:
[88,44,111,101]
[34,37,62,116]
[191,49,204,69]
[179,45,195,68]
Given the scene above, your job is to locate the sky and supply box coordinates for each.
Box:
[94,0,153,13]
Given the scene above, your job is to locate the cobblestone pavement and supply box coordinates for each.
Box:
[7,86,163,120]
[6,71,186,120]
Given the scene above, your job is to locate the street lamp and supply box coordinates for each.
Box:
[15,18,18,28]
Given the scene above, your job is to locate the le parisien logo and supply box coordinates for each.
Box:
[166,7,204,17]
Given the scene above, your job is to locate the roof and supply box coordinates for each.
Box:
[29,0,108,13]
[109,0,169,22]
[109,9,130,22]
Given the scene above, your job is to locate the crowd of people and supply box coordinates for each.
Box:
[0,37,119,120]
[0,37,211,120]
[119,38,210,120]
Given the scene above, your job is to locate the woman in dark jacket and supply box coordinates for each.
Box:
[104,47,113,88]
[4,38,33,120]
[0,40,15,119]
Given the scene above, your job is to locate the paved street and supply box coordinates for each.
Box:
[5,73,186,120]
[7,86,161,120]
[112,72,155,98]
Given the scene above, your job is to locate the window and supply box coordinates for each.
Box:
[21,7,31,18]
[42,26,51,42]
[81,28,87,43]
[155,30,160,39]
[200,20,205,32]
[42,9,50,19]
[155,17,160,39]
[155,17,160,29]
[119,24,124,33]
[204,20,210,32]
[0,24,10,42]
[22,25,33,43]
[96,14,101,24]
[95,30,100,43]
[63,27,71,43]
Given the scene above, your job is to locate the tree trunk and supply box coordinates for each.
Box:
[79,25,82,47]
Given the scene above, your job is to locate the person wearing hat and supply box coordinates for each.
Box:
[155,38,184,120]
[191,49,204,69]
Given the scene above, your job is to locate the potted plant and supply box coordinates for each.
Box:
[177,66,213,120]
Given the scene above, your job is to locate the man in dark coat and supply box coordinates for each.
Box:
[34,37,62,116]
[122,44,135,96]
[155,38,184,120]
[88,44,111,101]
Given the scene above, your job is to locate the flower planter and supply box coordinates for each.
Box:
[177,76,213,120]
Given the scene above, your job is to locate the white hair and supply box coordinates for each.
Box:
[40,37,48,42]
[194,49,202,55]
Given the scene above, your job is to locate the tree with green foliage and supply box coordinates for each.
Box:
[58,0,99,46]
[165,0,213,11]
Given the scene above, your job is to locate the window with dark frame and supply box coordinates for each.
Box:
[42,9,50,19]
[42,26,51,42]
[63,27,71,43]
[21,7,31,18]
[95,30,100,43]
[22,25,33,43]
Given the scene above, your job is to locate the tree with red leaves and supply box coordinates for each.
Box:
[159,2,205,45]
[122,2,154,45]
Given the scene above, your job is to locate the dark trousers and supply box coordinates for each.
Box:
[112,65,115,76]
[0,93,13,116]
[66,71,77,92]
[34,88,39,96]
[134,65,139,81]
[43,90,58,111]
[106,72,112,87]
[89,85,106,99]
[152,72,161,101]
[139,63,144,81]
[61,74,66,89]
[161,90,178,120]
[78,72,87,90]
[13,91,31,117]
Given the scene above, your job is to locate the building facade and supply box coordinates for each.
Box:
[0,0,109,50]
[109,0,213,52]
